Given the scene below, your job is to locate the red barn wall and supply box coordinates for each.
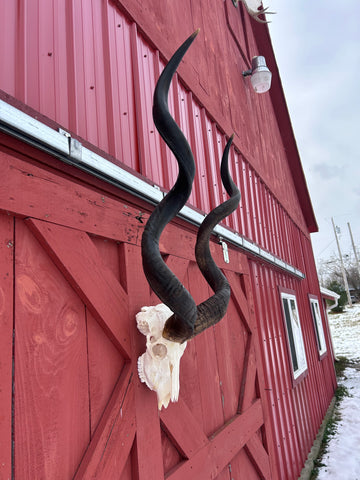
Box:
[0,0,312,236]
[0,1,336,479]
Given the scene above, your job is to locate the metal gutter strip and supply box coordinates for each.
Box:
[0,99,305,279]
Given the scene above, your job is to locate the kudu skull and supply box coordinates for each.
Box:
[137,30,240,409]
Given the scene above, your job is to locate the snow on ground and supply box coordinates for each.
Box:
[316,303,360,479]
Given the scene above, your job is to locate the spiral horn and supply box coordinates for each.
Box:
[141,31,240,343]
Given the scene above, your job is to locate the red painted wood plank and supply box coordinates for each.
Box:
[26,218,131,358]
[178,331,203,432]
[168,400,264,480]
[188,263,224,437]
[73,364,135,479]
[225,270,251,333]
[14,219,90,479]
[2,144,244,274]
[160,398,209,459]
[0,151,146,246]
[214,297,247,422]
[239,336,257,413]
[86,309,126,436]
[245,435,272,480]
[0,214,14,480]
[124,243,165,480]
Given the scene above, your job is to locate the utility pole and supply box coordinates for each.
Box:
[347,222,360,276]
[332,217,352,307]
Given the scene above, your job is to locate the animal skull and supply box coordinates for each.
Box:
[136,304,187,410]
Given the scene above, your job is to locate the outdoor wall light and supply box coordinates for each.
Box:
[243,56,272,94]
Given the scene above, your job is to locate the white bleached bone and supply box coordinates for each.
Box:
[136,304,187,410]
[232,0,276,23]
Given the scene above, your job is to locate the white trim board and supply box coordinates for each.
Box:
[0,99,305,279]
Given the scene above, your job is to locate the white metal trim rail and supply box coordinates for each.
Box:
[0,99,305,279]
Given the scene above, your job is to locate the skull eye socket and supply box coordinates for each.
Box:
[152,343,167,358]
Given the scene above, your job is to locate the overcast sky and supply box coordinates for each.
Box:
[267,1,360,265]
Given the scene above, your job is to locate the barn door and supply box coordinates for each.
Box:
[0,158,272,479]
[12,217,136,479]
[4,215,272,480]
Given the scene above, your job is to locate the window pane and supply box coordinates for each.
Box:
[310,298,327,356]
[283,298,298,372]
[311,302,322,350]
[281,292,307,381]
[290,301,306,372]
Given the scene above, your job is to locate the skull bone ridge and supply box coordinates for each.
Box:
[136,304,187,410]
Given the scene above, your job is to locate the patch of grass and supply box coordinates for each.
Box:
[334,356,351,378]
[310,357,352,479]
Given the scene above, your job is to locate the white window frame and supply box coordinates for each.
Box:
[280,290,308,382]
[309,295,327,358]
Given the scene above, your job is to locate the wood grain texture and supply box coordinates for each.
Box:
[0,213,14,480]
[160,398,209,459]
[167,400,264,480]
[214,294,247,422]
[188,262,224,437]
[85,237,127,435]
[0,132,328,479]
[14,219,90,479]
[245,434,272,480]
[225,270,251,333]
[161,428,183,476]
[26,218,131,359]
[86,309,126,436]
[0,150,146,245]
[239,335,257,413]
[73,364,136,479]
[124,244,165,480]
[0,149,250,275]
[229,447,263,480]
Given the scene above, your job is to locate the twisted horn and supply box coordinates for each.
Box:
[192,135,240,337]
[142,31,240,344]
[163,135,240,341]
[141,30,200,341]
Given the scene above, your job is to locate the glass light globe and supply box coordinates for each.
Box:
[251,69,272,93]
[249,56,272,94]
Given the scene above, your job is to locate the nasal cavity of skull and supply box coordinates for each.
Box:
[152,343,167,358]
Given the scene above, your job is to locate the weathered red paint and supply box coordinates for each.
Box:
[0,214,13,480]
[0,145,275,478]
[0,1,335,479]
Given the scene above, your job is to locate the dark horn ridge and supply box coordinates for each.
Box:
[192,135,240,338]
[141,30,240,344]
[141,31,200,341]
[162,135,240,342]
